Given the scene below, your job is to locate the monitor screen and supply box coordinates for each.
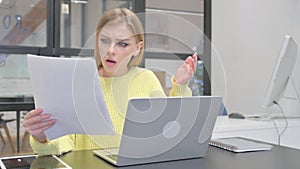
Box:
[263,35,298,107]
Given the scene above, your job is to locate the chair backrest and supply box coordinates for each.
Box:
[0,114,15,127]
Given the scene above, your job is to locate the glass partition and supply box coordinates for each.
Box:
[144,0,206,95]
[0,0,210,156]
[145,0,204,55]
[59,0,136,49]
[0,0,47,47]
[0,53,32,97]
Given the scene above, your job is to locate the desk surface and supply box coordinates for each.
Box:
[58,144,300,169]
[212,116,300,150]
[214,116,300,132]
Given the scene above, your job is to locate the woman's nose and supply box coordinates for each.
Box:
[107,43,116,55]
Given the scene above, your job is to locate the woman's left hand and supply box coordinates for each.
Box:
[174,53,198,85]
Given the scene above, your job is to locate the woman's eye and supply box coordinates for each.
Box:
[118,42,128,47]
[100,38,109,44]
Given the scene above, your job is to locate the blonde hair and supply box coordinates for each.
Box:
[94,8,144,70]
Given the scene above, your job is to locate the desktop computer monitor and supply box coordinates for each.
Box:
[263,35,298,109]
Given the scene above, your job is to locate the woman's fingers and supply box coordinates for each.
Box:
[28,121,55,137]
[185,53,198,71]
[192,53,198,71]
[174,53,198,85]
[26,118,56,131]
[22,108,56,138]
[23,108,52,127]
[23,108,43,120]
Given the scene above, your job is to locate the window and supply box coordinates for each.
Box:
[0,0,211,98]
[143,0,210,95]
[0,0,141,97]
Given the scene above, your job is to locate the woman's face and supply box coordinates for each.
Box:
[98,22,142,77]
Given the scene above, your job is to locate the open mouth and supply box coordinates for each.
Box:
[106,59,116,63]
[105,59,117,66]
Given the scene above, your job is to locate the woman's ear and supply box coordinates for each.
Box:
[133,41,143,57]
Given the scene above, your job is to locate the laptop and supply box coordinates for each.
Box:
[93,96,223,166]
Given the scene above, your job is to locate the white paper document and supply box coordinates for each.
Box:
[27,54,115,140]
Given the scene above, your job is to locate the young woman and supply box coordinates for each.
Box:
[22,8,197,155]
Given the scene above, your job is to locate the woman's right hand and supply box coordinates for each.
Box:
[22,108,56,143]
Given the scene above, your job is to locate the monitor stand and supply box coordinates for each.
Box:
[246,76,300,121]
[268,76,300,120]
[274,76,300,119]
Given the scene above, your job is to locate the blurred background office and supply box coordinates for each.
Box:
[0,0,208,155]
[212,0,300,117]
[1,0,300,156]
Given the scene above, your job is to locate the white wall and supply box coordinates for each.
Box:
[212,0,300,115]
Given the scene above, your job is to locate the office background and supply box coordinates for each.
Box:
[1,0,300,121]
[1,0,300,157]
[212,0,300,116]
[1,0,300,119]
[0,0,208,97]
[0,0,208,155]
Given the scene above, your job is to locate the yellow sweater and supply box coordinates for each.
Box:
[30,67,192,155]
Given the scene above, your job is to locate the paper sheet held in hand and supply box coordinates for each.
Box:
[27,54,115,140]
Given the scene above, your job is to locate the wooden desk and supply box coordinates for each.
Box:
[0,97,35,152]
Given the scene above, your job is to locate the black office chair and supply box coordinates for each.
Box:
[0,113,16,152]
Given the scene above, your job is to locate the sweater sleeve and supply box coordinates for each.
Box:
[30,135,74,155]
[169,76,192,96]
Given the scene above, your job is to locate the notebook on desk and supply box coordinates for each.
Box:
[93,96,223,166]
[209,137,273,153]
